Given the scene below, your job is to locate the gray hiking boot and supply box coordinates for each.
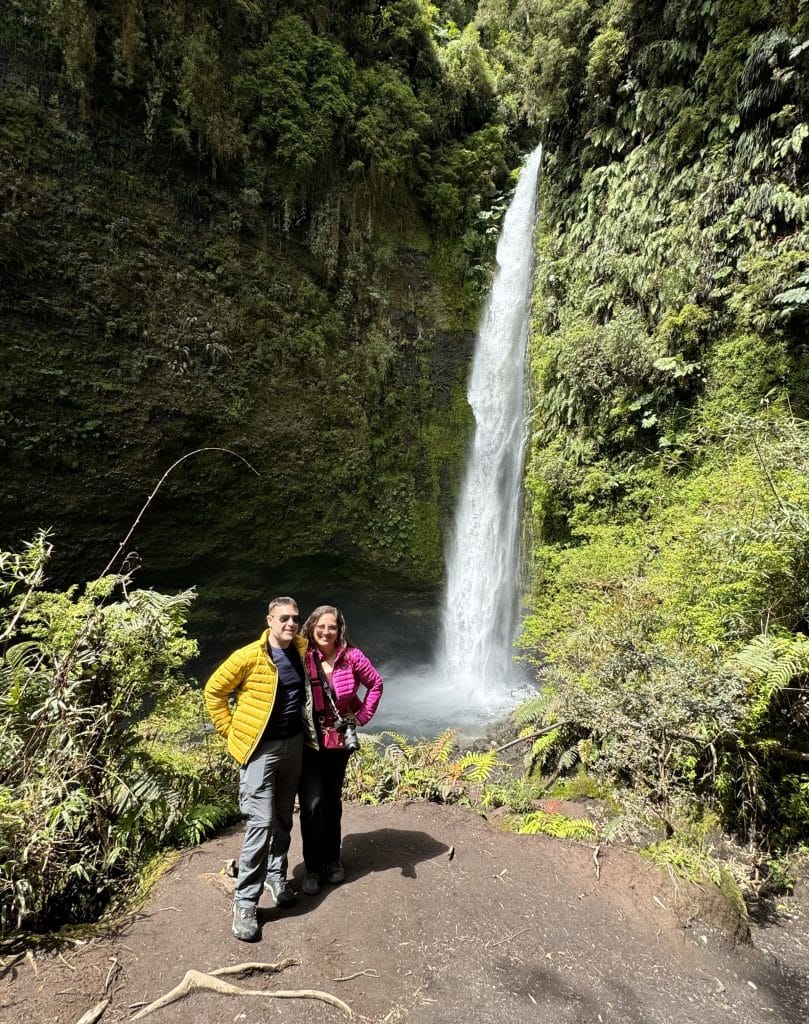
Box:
[302,870,322,895]
[325,860,346,885]
[264,877,297,907]
[232,902,259,941]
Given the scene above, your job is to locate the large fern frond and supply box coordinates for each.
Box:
[448,749,501,783]
[377,731,413,753]
[730,633,809,728]
[525,727,561,775]
[731,633,809,686]
[510,810,596,840]
[512,692,555,729]
[557,745,580,773]
[425,729,455,765]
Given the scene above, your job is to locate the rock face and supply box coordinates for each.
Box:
[1,130,474,617]
[0,5,512,627]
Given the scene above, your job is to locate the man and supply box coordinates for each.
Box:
[204,596,317,941]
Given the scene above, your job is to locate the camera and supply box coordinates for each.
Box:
[336,715,360,753]
[316,669,361,754]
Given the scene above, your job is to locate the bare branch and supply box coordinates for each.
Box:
[494,723,562,753]
[74,999,109,1024]
[99,447,260,580]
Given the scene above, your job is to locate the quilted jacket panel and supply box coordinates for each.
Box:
[204,631,316,764]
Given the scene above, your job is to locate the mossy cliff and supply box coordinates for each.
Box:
[4,3,809,937]
[0,1,525,628]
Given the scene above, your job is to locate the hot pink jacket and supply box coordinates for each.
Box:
[305,645,383,726]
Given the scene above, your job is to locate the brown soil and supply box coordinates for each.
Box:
[2,802,807,1024]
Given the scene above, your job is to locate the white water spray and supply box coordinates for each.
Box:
[440,144,542,698]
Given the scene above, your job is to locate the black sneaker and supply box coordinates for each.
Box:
[302,870,322,895]
[325,860,346,884]
[264,877,297,907]
[232,902,259,941]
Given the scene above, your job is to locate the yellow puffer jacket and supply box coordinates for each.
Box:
[204,631,317,765]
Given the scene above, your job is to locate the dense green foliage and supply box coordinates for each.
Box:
[1,1,520,625]
[0,535,234,933]
[485,0,809,852]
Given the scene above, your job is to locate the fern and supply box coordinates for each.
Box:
[512,691,556,729]
[377,730,413,751]
[449,750,500,783]
[425,729,455,765]
[0,536,215,933]
[480,776,544,813]
[179,802,232,846]
[730,632,809,729]
[383,743,408,770]
[509,810,596,841]
[557,746,580,773]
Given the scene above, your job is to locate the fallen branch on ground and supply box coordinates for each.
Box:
[333,968,378,982]
[74,998,109,1024]
[130,963,353,1020]
[208,959,299,977]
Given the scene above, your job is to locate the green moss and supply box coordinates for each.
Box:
[701,332,789,423]
[642,838,748,929]
[3,0,525,616]
[551,771,612,802]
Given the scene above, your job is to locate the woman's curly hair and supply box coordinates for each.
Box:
[301,605,351,649]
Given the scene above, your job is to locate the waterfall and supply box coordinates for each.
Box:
[369,145,541,737]
[439,144,542,698]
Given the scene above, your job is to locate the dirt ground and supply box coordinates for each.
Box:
[2,802,807,1024]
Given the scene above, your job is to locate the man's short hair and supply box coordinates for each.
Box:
[267,595,298,616]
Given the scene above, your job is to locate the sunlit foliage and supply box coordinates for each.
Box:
[487,0,809,852]
[0,536,234,934]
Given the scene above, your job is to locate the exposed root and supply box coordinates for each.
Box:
[130,963,353,1020]
[104,956,121,995]
[74,998,110,1024]
[209,958,300,977]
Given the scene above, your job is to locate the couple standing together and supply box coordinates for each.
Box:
[204,597,383,942]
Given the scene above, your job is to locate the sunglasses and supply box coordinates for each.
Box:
[277,614,300,623]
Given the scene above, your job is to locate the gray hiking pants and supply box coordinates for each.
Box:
[234,733,303,907]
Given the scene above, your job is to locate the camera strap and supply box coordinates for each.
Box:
[312,653,340,718]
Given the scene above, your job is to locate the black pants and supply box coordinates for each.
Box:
[298,744,351,872]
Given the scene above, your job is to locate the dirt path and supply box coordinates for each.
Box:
[3,802,807,1024]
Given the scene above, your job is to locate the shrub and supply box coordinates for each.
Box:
[0,535,233,934]
[344,730,500,805]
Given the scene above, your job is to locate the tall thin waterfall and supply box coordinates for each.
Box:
[439,145,542,698]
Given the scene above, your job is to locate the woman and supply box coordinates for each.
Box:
[298,605,383,894]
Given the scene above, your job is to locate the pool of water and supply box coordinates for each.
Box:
[367,662,530,742]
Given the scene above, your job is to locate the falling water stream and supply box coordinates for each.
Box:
[371,145,542,737]
[440,143,542,697]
